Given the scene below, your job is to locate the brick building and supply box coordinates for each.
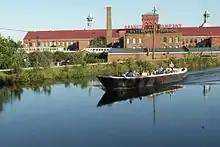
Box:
[22,7,220,52]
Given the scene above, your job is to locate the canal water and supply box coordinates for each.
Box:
[1,68,220,147]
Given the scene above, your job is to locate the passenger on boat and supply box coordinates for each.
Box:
[126,70,133,77]
[169,61,174,70]
[156,66,164,74]
[126,70,140,77]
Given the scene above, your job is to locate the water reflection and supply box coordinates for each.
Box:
[0,78,98,113]
[203,84,211,99]
[97,85,184,107]
[98,85,184,125]
[0,84,52,113]
[98,83,213,107]
[0,86,23,112]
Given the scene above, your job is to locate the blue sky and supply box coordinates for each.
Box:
[0,0,217,41]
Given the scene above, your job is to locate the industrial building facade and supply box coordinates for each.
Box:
[22,7,220,52]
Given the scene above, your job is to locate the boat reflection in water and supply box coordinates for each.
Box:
[97,85,184,124]
[97,85,184,107]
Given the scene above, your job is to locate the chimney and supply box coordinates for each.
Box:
[106,6,112,45]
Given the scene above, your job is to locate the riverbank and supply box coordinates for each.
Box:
[1,55,220,86]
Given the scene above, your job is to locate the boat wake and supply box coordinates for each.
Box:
[181,67,220,85]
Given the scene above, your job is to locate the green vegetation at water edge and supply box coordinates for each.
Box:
[0,35,108,70]
[1,55,220,85]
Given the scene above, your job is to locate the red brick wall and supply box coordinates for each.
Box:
[211,37,220,48]
[107,52,220,62]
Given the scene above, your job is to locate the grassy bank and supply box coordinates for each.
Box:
[1,55,220,86]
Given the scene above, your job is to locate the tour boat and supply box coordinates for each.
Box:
[97,67,187,90]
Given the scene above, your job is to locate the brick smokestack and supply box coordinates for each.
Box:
[106,6,112,45]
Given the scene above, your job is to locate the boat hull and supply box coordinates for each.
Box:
[97,68,187,90]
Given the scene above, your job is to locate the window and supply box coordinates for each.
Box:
[175,46,178,48]
[127,38,130,44]
[169,37,173,43]
[139,38,142,44]
[66,42,69,46]
[133,38,136,44]
[58,42,61,46]
[163,37,167,42]
[175,37,179,43]
[45,42,48,46]
[49,42,52,46]
[169,46,172,48]
[186,39,189,43]
[62,42,65,46]
[182,39,185,44]
[54,42,57,46]
[41,42,44,47]
[190,39,193,43]
[194,39,197,44]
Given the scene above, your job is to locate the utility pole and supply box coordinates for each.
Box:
[209,32,212,57]
[152,7,157,59]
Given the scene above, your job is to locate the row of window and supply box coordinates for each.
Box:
[163,37,208,44]
[131,46,180,49]
[126,38,142,44]
[24,41,77,47]
[163,37,179,43]
[182,38,205,44]
[127,37,180,44]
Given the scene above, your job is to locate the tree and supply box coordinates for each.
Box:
[89,36,107,48]
[68,51,84,64]
[0,35,23,69]
[53,51,69,65]
[28,52,53,67]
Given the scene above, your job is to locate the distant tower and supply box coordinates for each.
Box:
[200,10,211,27]
[86,14,94,30]
[106,6,112,45]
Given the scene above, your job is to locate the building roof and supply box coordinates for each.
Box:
[177,27,220,36]
[109,48,146,53]
[23,26,220,41]
[108,48,188,54]
[109,47,220,54]
[23,29,120,40]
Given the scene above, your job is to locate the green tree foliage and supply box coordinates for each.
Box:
[68,51,84,64]
[89,36,107,48]
[0,35,22,70]
[84,52,107,63]
[0,34,108,70]
[28,52,53,67]
[53,51,69,63]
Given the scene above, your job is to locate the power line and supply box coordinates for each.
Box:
[0,27,28,32]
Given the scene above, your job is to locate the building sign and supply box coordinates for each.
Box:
[124,24,182,29]
[124,25,142,29]
[160,24,182,29]
[127,29,177,34]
